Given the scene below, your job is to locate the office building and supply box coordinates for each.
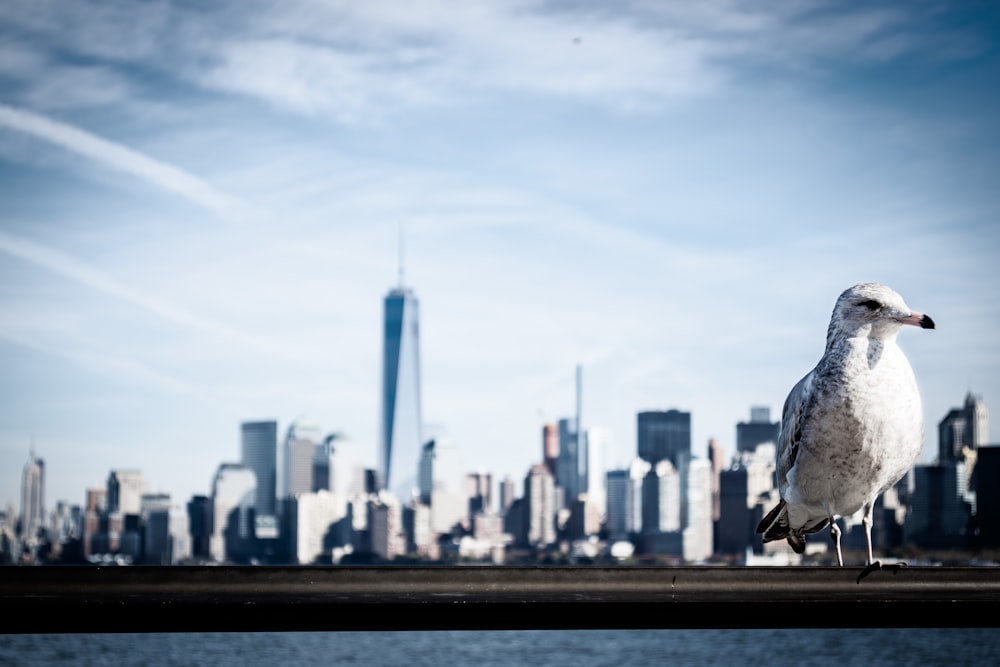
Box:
[107,470,146,516]
[187,495,212,560]
[284,417,324,498]
[369,492,405,561]
[524,464,556,547]
[939,392,989,464]
[736,406,780,454]
[289,490,346,564]
[904,462,972,550]
[584,426,610,520]
[605,458,649,541]
[556,417,582,508]
[210,463,257,563]
[241,420,278,517]
[642,459,681,534]
[683,458,714,562]
[380,282,423,499]
[972,444,1000,548]
[542,423,559,476]
[19,450,44,543]
[466,471,493,516]
[637,409,691,468]
[418,435,466,533]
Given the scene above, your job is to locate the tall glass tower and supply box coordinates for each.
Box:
[380,284,423,499]
[240,420,277,516]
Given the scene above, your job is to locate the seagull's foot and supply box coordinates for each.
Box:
[856,560,908,584]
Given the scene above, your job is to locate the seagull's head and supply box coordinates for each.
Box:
[828,282,936,342]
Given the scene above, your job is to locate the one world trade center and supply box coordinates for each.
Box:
[379,281,423,500]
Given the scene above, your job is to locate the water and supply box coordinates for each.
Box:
[2,629,999,667]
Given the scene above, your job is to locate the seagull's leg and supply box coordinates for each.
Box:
[829,519,843,566]
[862,502,876,567]
[856,499,907,583]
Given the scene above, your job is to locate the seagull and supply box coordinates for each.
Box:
[756,283,935,576]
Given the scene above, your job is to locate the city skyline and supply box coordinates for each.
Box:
[2,387,993,517]
[2,2,1000,507]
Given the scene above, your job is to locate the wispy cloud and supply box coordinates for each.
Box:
[0,104,249,223]
[1,1,989,124]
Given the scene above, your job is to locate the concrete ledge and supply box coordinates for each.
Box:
[3,565,999,632]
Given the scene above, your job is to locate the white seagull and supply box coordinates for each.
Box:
[756,283,935,574]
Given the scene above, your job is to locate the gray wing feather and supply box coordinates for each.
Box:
[776,370,813,493]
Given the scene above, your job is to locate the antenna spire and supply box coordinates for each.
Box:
[398,222,405,288]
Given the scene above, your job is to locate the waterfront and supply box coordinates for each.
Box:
[3,629,999,667]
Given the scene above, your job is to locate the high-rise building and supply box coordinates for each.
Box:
[904,462,973,550]
[637,410,691,468]
[605,458,650,541]
[19,450,44,543]
[289,490,345,564]
[972,444,1000,548]
[380,283,423,499]
[555,366,587,509]
[82,487,106,559]
[499,476,516,514]
[107,470,146,516]
[466,471,493,516]
[369,492,405,561]
[938,392,989,464]
[584,427,610,520]
[284,417,323,498]
[556,417,581,508]
[524,464,556,547]
[642,459,681,534]
[316,433,366,498]
[418,436,466,533]
[708,438,724,524]
[241,420,278,517]
[187,495,212,560]
[736,406,780,454]
[542,423,559,476]
[683,459,714,563]
[209,463,257,563]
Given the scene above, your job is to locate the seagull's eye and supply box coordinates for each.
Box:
[859,299,881,311]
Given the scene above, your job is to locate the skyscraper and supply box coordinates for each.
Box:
[583,426,610,520]
[210,463,257,563]
[938,392,989,464]
[241,420,277,516]
[283,417,323,498]
[555,417,581,507]
[107,470,145,515]
[418,435,466,534]
[637,409,691,468]
[736,406,780,454]
[683,458,714,563]
[524,464,556,547]
[380,283,423,499]
[19,450,44,543]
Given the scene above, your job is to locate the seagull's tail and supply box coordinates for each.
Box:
[756,499,829,554]
[756,499,790,542]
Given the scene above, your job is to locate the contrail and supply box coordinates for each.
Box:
[0,229,282,356]
[0,103,248,224]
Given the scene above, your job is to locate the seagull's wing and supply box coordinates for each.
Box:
[776,369,814,493]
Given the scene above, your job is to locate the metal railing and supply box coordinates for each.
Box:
[3,565,999,633]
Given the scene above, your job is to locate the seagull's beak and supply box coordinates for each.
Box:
[899,311,936,329]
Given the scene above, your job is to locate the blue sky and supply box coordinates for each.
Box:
[1,0,999,509]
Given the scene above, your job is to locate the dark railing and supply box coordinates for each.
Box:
[3,565,1000,633]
